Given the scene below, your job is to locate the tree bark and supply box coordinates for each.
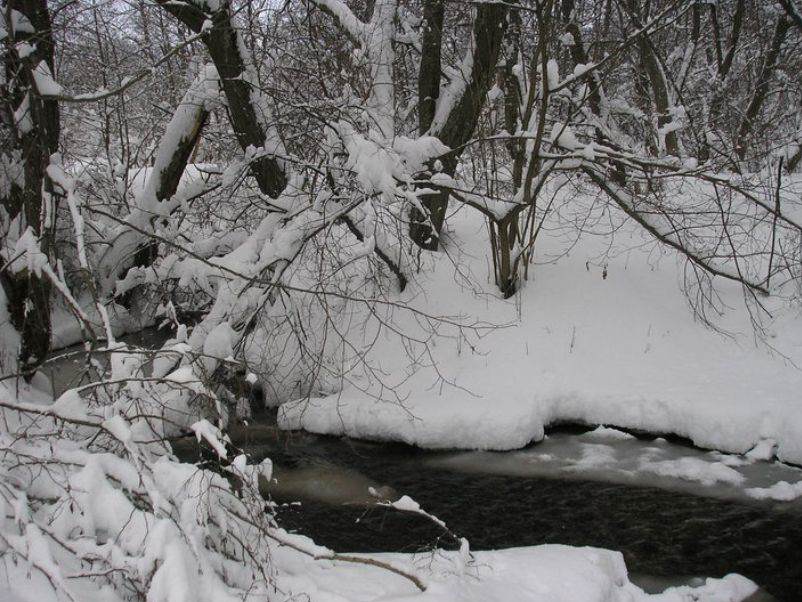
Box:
[418,0,444,136]
[777,0,802,34]
[165,0,407,290]
[410,2,509,250]
[1,0,60,378]
[624,0,678,156]
[156,0,287,198]
[719,0,744,81]
[735,17,790,160]
[108,74,210,299]
[708,3,724,72]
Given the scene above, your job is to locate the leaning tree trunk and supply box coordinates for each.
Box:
[0,0,60,379]
[102,71,211,299]
[160,0,407,289]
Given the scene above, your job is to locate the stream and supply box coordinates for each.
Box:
[235,424,801,601]
[44,331,802,601]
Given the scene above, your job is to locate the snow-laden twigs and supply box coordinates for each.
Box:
[37,28,209,103]
[0,371,279,601]
[582,163,768,294]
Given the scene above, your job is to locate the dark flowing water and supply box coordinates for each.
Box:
[235,430,801,602]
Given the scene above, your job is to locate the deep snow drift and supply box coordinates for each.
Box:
[279,202,802,465]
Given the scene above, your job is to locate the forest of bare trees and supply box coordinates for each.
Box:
[2,1,802,600]
[4,0,802,371]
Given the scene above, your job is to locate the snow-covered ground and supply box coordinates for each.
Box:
[278,203,802,465]
[0,377,766,602]
[1,527,760,602]
[5,194,787,602]
[274,542,759,602]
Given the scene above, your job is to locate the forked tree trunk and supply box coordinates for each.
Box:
[410,2,508,250]
[156,0,287,198]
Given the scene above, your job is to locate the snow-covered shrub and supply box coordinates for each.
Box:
[0,373,276,602]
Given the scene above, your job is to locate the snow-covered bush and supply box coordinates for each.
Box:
[0,371,276,601]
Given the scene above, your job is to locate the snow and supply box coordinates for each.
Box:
[559,32,576,46]
[15,42,34,58]
[13,92,31,133]
[429,39,475,136]
[2,3,795,600]
[588,426,636,440]
[49,297,144,350]
[99,66,219,298]
[747,480,802,501]
[550,121,581,150]
[427,428,802,508]
[385,495,448,529]
[277,204,802,465]
[2,540,756,602]
[309,0,367,41]
[393,135,450,172]
[638,456,745,487]
[273,543,757,602]
[191,419,228,458]
[31,61,63,96]
[0,286,19,375]
[745,439,778,461]
[546,59,560,90]
[9,9,35,35]
[201,321,236,373]
[1,376,763,602]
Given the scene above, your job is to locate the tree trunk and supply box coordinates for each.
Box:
[162,0,407,290]
[562,1,626,185]
[625,0,679,156]
[105,73,210,299]
[777,0,802,34]
[156,0,286,198]
[719,0,745,80]
[735,17,790,160]
[418,0,444,136]
[1,0,60,378]
[410,2,509,250]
